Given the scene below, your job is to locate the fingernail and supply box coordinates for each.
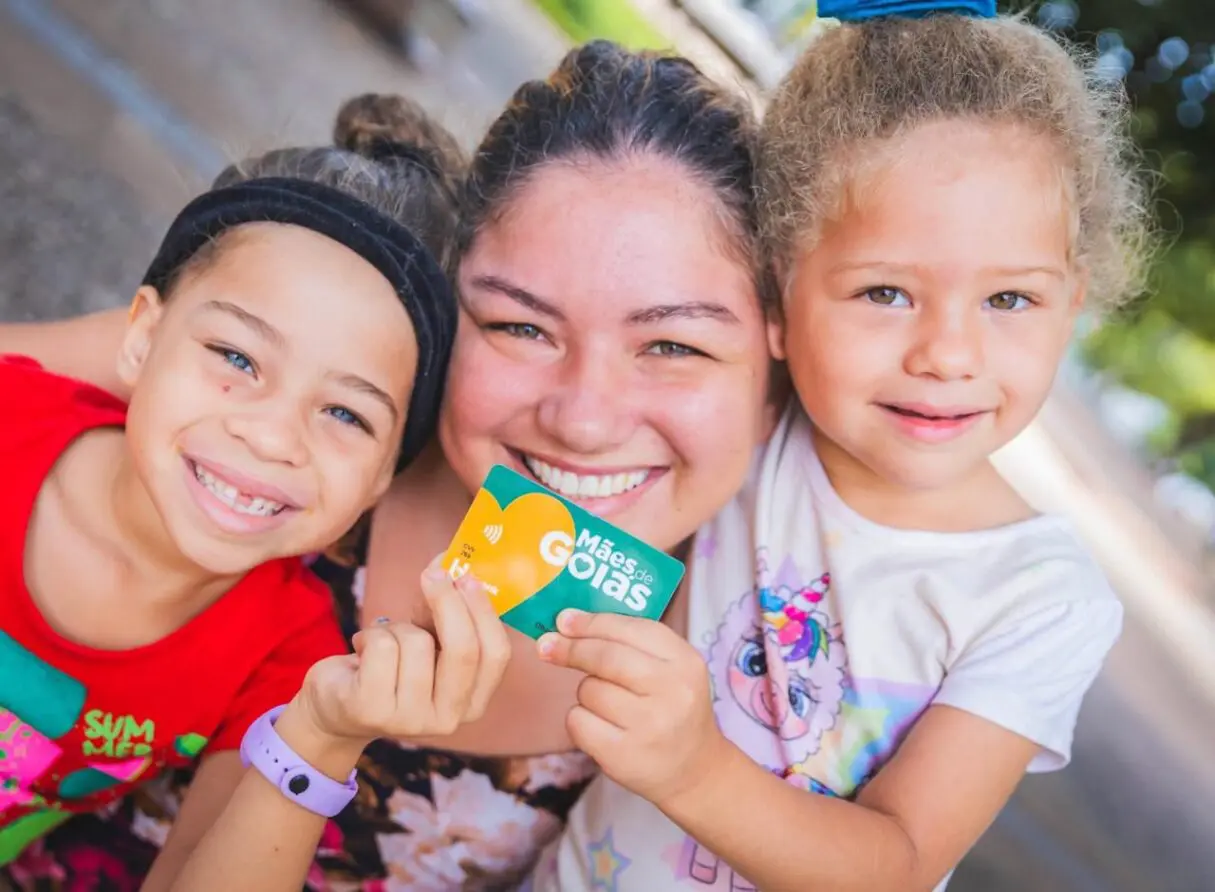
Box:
[537,633,559,659]
[557,609,585,632]
[456,573,481,594]
[426,564,449,583]
[374,616,390,625]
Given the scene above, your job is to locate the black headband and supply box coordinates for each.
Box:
[142,176,455,471]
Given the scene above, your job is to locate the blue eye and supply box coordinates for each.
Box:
[788,680,814,718]
[863,286,911,308]
[325,406,369,432]
[735,640,768,678]
[209,345,256,375]
[645,341,703,358]
[987,292,1032,311]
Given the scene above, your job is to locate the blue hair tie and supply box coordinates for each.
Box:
[818,0,996,20]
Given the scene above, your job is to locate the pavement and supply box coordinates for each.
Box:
[2,1,1213,888]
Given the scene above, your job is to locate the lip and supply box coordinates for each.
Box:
[881,401,990,420]
[878,403,989,444]
[185,456,306,509]
[505,449,667,517]
[182,457,299,536]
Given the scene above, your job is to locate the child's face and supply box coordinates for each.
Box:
[779,120,1085,493]
[441,156,775,554]
[118,223,418,575]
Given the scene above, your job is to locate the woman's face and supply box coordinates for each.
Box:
[439,155,774,553]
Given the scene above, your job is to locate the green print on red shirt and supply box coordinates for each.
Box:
[0,630,207,864]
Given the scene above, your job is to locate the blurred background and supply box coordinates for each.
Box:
[1,0,1212,888]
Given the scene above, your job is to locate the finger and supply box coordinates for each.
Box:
[540,634,660,694]
[386,622,438,732]
[425,568,482,732]
[457,574,512,722]
[556,609,678,659]
[351,617,391,655]
[353,626,404,722]
[575,676,636,729]
[566,704,625,759]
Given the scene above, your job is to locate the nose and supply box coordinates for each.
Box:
[904,302,984,381]
[535,348,637,455]
[223,404,309,467]
[751,682,788,729]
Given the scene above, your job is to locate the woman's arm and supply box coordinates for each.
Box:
[367,449,585,756]
[0,308,131,396]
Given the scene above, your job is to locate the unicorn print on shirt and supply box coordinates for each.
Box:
[675,551,848,888]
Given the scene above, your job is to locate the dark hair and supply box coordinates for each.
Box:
[460,40,766,299]
[160,94,467,296]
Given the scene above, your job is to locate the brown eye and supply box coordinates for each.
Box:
[488,322,545,340]
[987,292,1030,311]
[862,286,909,307]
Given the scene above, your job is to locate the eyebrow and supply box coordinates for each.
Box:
[626,302,739,325]
[202,300,399,422]
[333,373,399,424]
[468,275,739,326]
[828,261,1066,280]
[468,275,565,321]
[201,300,286,347]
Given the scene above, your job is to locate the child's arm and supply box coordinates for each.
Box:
[145,701,368,892]
[145,564,510,892]
[543,590,1121,891]
[662,705,1036,891]
[0,308,131,397]
[138,752,248,890]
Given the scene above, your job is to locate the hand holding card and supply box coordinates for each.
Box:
[441,465,685,639]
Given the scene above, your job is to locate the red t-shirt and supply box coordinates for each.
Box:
[0,356,347,861]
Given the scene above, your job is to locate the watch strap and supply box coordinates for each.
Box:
[239,705,358,818]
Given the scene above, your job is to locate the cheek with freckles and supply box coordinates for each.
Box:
[655,378,757,476]
[439,335,551,472]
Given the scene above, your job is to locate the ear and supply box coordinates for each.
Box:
[765,260,788,361]
[766,308,786,361]
[116,286,165,389]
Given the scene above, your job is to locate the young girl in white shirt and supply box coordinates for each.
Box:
[528,6,1154,890]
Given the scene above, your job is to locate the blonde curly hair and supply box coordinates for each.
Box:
[759,14,1155,311]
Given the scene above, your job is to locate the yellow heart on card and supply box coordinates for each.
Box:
[442,487,576,616]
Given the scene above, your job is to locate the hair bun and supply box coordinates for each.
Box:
[333,93,466,176]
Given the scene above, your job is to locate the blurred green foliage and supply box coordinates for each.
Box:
[529,0,670,49]
[1025,0,1215,488]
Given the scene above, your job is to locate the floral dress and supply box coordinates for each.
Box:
[1,530,598,892]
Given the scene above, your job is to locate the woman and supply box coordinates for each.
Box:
[0,41,777,890]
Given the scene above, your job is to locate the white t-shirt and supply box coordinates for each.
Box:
[526,403,1122,892]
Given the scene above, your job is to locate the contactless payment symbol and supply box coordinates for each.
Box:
[442,465,685,639]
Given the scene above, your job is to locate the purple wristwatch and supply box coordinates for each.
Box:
[240,705,359,818]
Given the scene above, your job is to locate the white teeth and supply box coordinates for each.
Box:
[192,463,285,517]
[522,457,652,499]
